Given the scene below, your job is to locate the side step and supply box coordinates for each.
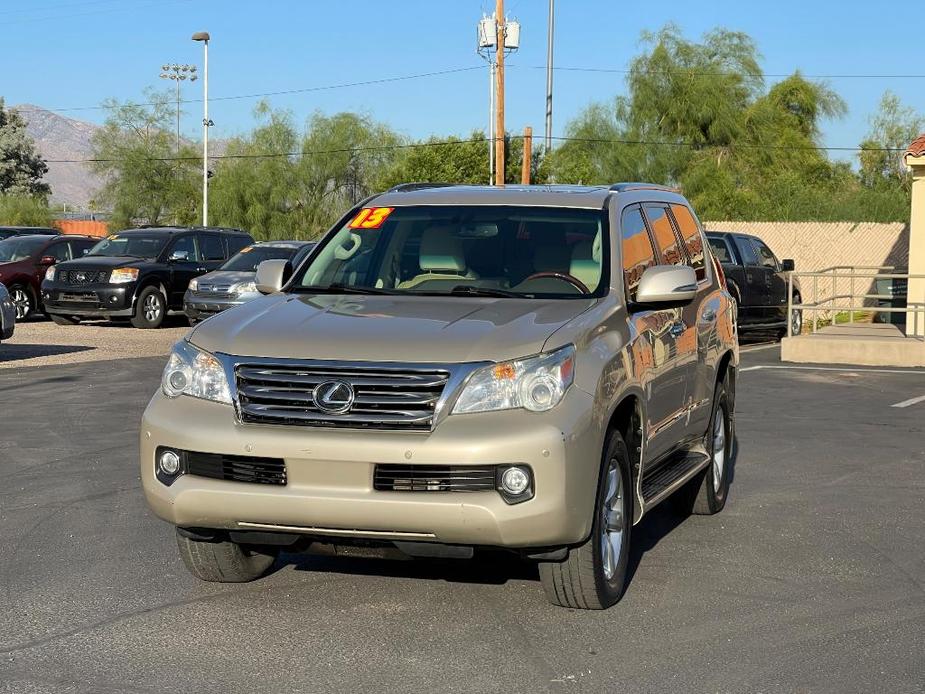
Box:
[641,452,710,510]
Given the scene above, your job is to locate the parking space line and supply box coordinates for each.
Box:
[739,343,779,354]
[740,365,925,375]
[891,394,925,408]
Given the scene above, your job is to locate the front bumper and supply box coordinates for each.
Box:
[183,289,254,320]
[42,281,135,317]
[140,386,602,549]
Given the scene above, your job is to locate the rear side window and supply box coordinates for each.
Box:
[46,241,71,261]
[200,234,226,261]
[643,204,682,266]
[227,235,251,255]
[734,236,759,265]
[670,204,706,281]
[620,207,657,302]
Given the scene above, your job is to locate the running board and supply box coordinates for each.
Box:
[641,452,710,510]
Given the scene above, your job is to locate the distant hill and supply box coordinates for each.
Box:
[13,104,103,210]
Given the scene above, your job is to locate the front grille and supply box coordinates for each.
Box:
[374,465,497,492]
[185,451,287,485]
[58,270,109,285]
[235,362,450,430]
[194,284,236,300]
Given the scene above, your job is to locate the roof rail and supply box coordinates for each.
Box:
[387,182,457,193]
[608,182,680,193]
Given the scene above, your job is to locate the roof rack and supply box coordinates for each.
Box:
[608,182,680,193]
[387,182,457,193]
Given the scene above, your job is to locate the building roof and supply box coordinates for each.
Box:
[904,134,925,160]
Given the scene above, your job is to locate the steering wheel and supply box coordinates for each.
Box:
[521,272,590,294]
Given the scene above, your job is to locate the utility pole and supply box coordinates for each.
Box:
[544,0,555,151]
[521,126,532,184]
[494,0,505,185]
[192,32,211,227]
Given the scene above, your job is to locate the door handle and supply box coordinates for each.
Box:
[669,321,686,338]
[701,308,716,322]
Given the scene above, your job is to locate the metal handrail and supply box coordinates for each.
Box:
[786,266,925,338]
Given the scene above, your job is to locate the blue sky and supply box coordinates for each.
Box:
[3,0,922,161]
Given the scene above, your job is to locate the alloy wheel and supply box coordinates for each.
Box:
[11,288,31,320]
[712,405,727,490]
[791,309,803,336]
[144,294,162,322]
[600,460,625,580]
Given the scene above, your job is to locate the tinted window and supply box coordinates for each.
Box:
[293,206,607,298]
[227,235,251,255]
[707,237,734,263]
[168,235,201,262]
[734,236,759,265]
[643,204,682,266]
[89,233,168,259]
[200,234,225,261]
[69,240,95,257]
[752,239,780,271]
[0,237,47,262]
[46,241,71,261]
[671,204,706,280]
[620,206,657,302]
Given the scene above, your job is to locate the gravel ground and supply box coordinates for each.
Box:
[0,316,188,369]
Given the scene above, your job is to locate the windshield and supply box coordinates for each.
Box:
[0,237,46,262]
[88,233,168,259]
[291,205,607,298]
[221,245,302,272]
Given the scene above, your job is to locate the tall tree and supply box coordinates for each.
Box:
[1,99,50,198]
[859,91,925,190]
[91,89,200,230]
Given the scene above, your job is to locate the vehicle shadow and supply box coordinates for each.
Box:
[274,435,740,593]
[0,344,94,363]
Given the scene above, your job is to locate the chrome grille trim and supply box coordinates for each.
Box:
[221,356,486,432]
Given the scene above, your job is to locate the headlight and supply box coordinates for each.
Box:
[230,281,257,294]
[44,266,55,281]
[188,278,198,291]
[110,267,139,284]
[161,340,232,404]
[452,345,575,414]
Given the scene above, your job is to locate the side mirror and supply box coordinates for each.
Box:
[255,259,289,294]
[39,256,57,266]
[635,265,697,306]
[169,250,190,262]
[781,259,795,272]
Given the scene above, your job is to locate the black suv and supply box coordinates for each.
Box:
[706,231,801,338]
[42,226,253,328]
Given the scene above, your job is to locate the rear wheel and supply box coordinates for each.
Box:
[9,285,34,321]
[782,295,803,338]
[689,380,731,515]
[50,314,81,326]
[131,286,166,329]
[176,531,277,583]
[538,431,632,609]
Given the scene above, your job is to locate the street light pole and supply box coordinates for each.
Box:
[192,31,210,227]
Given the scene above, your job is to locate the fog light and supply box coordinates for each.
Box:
[158,449,181,476]
[500,466,530,495]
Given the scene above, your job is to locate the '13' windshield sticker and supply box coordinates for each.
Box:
[348,207,394,229]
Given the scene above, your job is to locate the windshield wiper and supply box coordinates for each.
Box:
[291,283,396,295]
[445,285,527,298]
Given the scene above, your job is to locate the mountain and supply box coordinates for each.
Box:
[14,104,102,210]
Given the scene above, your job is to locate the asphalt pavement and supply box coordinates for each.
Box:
[1,346,923,693]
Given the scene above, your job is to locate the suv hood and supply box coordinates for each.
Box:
[56,256,153,270]
[189,292,595,363]
[195,270,255,286]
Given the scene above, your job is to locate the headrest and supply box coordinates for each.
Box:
[569,235,602,290]
[420,226,466,273]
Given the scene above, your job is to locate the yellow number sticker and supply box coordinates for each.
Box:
[349,207,394,230]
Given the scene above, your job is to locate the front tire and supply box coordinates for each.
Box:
[176,531,277,583]
[132,286,167,329]
[538,431,632,609]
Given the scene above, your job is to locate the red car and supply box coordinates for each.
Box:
[0,234,98,320]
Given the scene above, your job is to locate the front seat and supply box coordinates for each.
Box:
[398,226,478,290]
[569,231,602,291]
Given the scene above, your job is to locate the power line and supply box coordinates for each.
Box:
[527,65,925,80]
[12,66,485,115]
[43,134,906,164]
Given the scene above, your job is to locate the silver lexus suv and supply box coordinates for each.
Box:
[141,183,738,609]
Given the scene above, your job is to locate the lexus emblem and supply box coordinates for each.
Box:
[314,380,355,415]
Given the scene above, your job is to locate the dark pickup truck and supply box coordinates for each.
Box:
[706,231,801,337]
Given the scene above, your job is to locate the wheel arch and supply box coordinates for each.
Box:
[604,390,645,524]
